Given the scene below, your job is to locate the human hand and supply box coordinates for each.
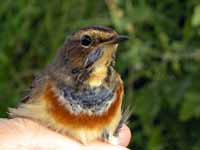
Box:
[0,118,131,150]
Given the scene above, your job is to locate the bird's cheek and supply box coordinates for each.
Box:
[83,47,103,67]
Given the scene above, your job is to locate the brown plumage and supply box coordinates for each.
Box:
[9,25,129,144]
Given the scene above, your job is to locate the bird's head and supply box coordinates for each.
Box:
[54,26,128,87]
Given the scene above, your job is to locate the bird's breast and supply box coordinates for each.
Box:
[43,75,123,130]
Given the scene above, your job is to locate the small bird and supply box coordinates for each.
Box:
[9,26,129,144]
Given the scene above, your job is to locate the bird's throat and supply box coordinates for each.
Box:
[86,44,117,87]
[87,66,108,87]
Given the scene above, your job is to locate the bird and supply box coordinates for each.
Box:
[9,25,129,145]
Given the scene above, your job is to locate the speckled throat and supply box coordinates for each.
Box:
[57,84,117,115]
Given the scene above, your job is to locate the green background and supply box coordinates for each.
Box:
[0,0,200,149]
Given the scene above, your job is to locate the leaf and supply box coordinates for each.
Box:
[179,91,200,121]
[192,5,200,27]
[134,83,161,125]
[147,127,164,150]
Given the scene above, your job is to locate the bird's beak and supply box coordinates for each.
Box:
[104,35,129,44]
[114,35,129,43]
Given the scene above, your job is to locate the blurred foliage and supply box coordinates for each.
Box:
[0,0,200,149]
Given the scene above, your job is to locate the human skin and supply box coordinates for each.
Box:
[0,118,131,150]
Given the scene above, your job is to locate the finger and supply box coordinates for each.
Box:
[82,142,130,150]
[0,118,82,149]
[118,124,131,147]
[79,124,131,148]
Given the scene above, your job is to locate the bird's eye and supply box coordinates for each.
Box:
[81,35,92,47]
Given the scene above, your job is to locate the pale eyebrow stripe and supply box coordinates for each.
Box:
[79,26,114,33]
